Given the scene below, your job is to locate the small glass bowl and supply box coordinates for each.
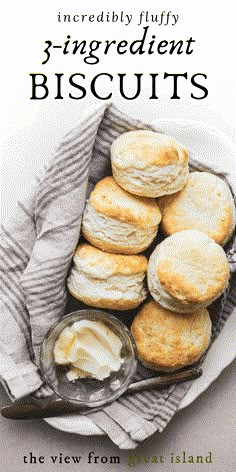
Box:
[40,310,138,408]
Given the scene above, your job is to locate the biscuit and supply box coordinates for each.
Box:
[158,172,236,245]
[82,176,161,254]
[131,300,212,371]
[110,130,189,197]
[147,230,230,313]
[67,243,148,310]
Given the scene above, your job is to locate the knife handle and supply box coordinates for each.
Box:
[126,366,202,394]
[1,400,84,420]
[1,403,46,420]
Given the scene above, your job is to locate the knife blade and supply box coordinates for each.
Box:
[1,366,202,420]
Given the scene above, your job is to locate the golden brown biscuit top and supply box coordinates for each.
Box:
[74,243,148,276]
[156,230,230,304]
[110,130,188,169]
[131,300,212,370]
[89,176,162,228]
[158,172,235,245]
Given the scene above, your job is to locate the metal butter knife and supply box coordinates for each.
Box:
[1,366,202,420]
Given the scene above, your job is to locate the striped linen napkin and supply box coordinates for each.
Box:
[1,103,235,449]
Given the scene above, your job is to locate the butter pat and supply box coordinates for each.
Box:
[53,320,123,381]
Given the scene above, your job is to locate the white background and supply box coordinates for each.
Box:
[0,1,235,470]
[1,0,235,139]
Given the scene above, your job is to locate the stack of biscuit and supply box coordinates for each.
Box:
[67,128,235,372]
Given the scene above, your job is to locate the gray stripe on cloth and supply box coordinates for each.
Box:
[104,402,157,442]
[88,411,138,449]
[37,141,95,199]
[37,114,105,197]
[1,226,32,262]
[1,297,32,357]
[0,103,235,447]
[22,264,70,287]
[1,281,30,331]
[1,248,27,273]
[53,122,99,157]
[24,255,71,275]
[35,167,90,216]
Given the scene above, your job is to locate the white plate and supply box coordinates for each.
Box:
[44,116,236,435]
